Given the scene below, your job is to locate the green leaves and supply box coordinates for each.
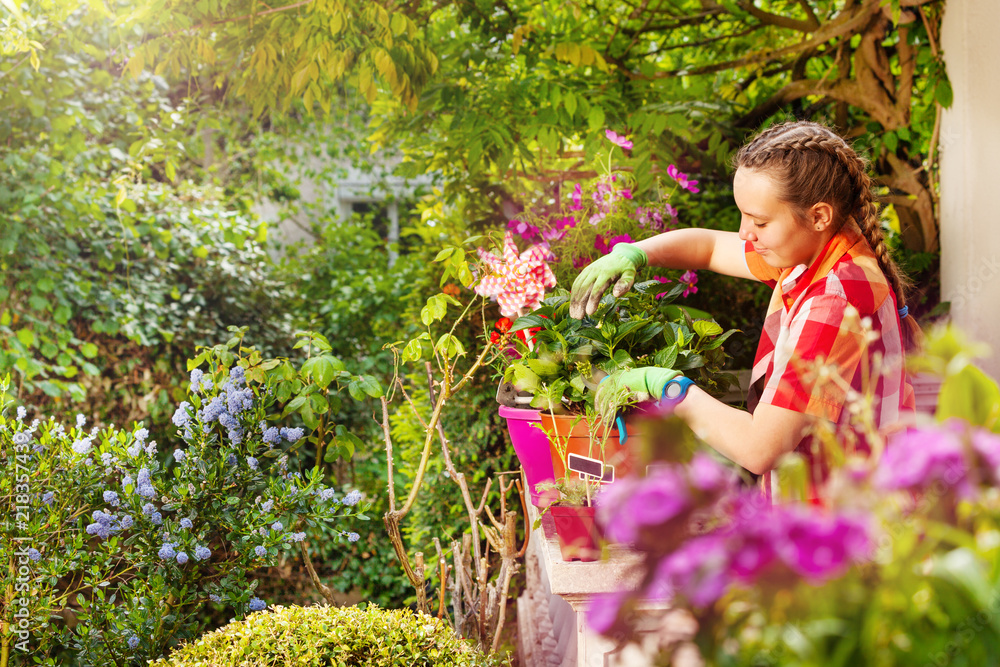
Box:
[300,354,346,389]
[348,375,383,401]
[420,293,462,327]
[937,365,1000,432]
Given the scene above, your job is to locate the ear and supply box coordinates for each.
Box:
[810,202,835,232]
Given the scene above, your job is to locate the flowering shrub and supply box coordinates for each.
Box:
[0,350,367,665]
[502,128,703,292]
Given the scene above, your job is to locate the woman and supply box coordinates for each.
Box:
[571,121,916,498]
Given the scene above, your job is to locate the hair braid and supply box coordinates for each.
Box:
[735,121,920,350]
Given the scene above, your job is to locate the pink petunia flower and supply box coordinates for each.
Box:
[605,129,633,151]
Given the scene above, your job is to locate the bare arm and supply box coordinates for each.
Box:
[674,386,813,475]
[634,229,757,281]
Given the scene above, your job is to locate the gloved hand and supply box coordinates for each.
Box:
[595,367,683,421]
[570,243,648,318]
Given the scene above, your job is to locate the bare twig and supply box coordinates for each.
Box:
[380,396,396,512]
[299,542,337,605]
[433,538,450,620]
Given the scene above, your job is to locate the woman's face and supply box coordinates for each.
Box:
[734,167,832,269]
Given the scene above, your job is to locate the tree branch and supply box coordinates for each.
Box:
[619,0,881,80]
[299,542,337,606]
[738,0,818,32]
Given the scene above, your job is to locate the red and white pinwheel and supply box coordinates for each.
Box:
[475,232,557,317]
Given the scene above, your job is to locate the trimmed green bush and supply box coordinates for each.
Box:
[151,604,500,667]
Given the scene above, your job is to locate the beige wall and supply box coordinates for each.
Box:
[940,0,1000,380]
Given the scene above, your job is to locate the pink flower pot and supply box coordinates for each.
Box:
[499,405,558,508]
[549,504,601,562]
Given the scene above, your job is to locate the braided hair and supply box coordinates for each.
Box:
[735,121,919,351]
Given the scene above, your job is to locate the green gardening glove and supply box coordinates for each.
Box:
[570,243,648,318]
[595,367,683,422]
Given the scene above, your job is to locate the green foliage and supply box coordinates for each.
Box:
[502,287,738,413]
[150,603,499,667]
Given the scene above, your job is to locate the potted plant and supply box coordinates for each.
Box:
[497,285,738,488]
[538,475,604,562]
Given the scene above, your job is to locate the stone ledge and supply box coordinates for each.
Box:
[528,496,645,603]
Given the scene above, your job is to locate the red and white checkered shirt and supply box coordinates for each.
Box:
[744,225,915,494]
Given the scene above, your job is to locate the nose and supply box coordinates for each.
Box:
[738,218,756,242]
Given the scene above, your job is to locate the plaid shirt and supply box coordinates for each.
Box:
[744,225,915,495]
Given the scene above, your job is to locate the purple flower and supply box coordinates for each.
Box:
[209,593,222,603]
[261,499,274,512]
[255,545,267,558]
[229,365,246,387]
[134,428,149,442]
[201,396,226,423]
[605,129,633,151]
[280,427,304,443]
[76,414,86,429]
[247,457,259,471]
[120,515,134,530]
[16,406,26,420]
[27,548,41,562]
[150,512,163,526]
[585,591,630,635]
[127,635,139,650]
[342,490,363,507]
[688,452,732,493]
[773,507,870,582]
[42,491,55,505]
[72,437,93,456]
[194,546,211,561]
[248,597,267,612]
[180,518,193,530]
[176,551,189,565]
[727,519,777,580]
[290,531,307,542]
[347,532,360,543]
[262,427,282,446]
[172,402,192,427]
[173,449,186,463]
[271,521,283,531]
[654,533,732,608]
[103,490,120,506]
[874,424,970,495]
[142,503,155,516]
[158,544,177,560]
[597,468,690,545]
